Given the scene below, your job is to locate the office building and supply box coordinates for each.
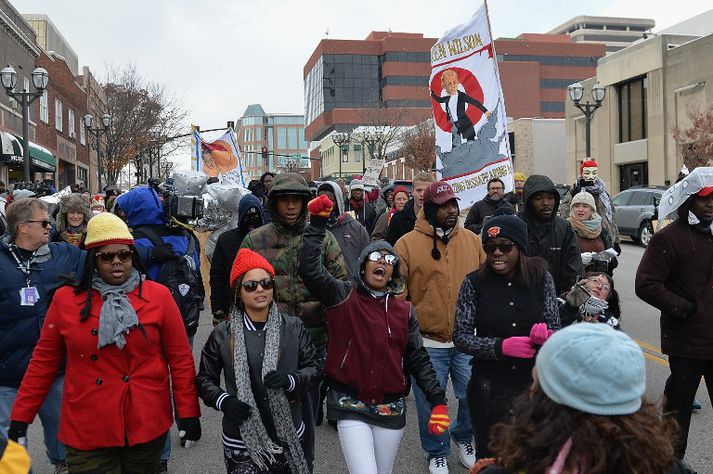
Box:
[24,14,79,75]
[237,104,309,180]
[548,16,655,54]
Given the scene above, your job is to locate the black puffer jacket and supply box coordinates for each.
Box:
[464,195,514,234]
[518,175,583,295]
[196,313,321,439]
[386,199,417,246]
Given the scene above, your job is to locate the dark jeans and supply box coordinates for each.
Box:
[301,346,325,472]
[664,356,713,459]
[466,371,531,459]
[65,433,167,474]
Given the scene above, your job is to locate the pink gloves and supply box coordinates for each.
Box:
[529,323,553,346]
[501,336,536,358]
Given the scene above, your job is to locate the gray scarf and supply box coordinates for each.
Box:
[230,304,309,474]
[92,269,141,349]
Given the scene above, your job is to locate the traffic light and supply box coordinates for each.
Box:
[262,146,268,159]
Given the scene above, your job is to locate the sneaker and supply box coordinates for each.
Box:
[428,456,448,474]
[156,459,168,473]
[692,399,702,411]
[454,438,476,468]
[53,463,69,474]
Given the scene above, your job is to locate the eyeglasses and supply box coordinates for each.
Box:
[24,220,52,228]
[242,278,275,292]
[483,241,516,254]
[587,278,611,292]
[95,250,134,263]
[366,251,398,265]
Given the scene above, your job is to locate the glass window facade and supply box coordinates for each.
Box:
[277,127,287,148]
[288,128,298,149]
[498,54,598,67]
[540,101,565,113]
[617,76,647,143]
[541,78,580,89]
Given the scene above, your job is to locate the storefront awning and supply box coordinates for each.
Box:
[1,131,23,160]
[1,134,56,172]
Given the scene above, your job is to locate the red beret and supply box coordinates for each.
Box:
[230,248,275,288]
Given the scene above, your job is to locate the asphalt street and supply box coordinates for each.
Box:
[25,240,712,473]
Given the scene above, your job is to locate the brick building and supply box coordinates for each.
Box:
[33,50,89,190]
[77,66,108,192]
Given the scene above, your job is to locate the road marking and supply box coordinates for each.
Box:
[634,339,669,367]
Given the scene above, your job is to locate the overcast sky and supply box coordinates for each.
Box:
[17,1,712,133]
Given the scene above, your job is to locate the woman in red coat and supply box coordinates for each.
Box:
[8,212,201,473]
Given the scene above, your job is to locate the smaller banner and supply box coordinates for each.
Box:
[193,128,248,187]
[362,158,385,187]
[430,2,513,208]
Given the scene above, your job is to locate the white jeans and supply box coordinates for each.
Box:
[337,419,404,474]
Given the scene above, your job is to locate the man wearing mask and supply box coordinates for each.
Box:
[317,181,370,277]
[636,182,713,465]
[395,181,486,473]
[241,173,347,471]
[464,177,514,234]
[344,180,376,234]
[519,175,583,295]
[0,198,86,473]
[387,172,434,245]
[209,194,266,326]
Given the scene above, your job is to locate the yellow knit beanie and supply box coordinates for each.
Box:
[85,212,134,249]
[513,172,526,182]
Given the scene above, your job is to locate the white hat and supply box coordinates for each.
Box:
[570,191,596,212]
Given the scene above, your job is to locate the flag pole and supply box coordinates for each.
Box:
[483,0,514,179]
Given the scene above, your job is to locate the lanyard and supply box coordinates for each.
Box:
[9,245,35,287]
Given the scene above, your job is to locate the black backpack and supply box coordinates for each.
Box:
[133,227,205,337]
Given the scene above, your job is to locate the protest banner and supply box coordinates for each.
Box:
[430,1,513,208]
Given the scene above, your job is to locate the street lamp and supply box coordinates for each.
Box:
[1,65,49,182]
[84,112,112,192]
[332,132,350,178]
[362,130,383,174]
[568,81,606,159]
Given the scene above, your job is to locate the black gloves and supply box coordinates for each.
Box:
[152,242,176,262]
[263,370,291,390]
[212,310,226,327]
[8,421,28,442]
[177,417,201,446]
[222,397,252,425]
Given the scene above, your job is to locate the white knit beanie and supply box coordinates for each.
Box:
[570,191,596,212]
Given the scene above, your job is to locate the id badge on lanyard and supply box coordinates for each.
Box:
[12,247,40,306]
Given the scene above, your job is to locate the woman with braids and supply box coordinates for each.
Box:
[8,212,201,473]
[453,213,560,460]
[473,323,687,474]
[196,248,320,474]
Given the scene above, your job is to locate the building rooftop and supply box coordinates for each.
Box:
[548,15,655,35]
[657,8,713,36]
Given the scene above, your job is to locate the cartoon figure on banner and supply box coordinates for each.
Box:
[201,140,238,178]
[431,68,491,148]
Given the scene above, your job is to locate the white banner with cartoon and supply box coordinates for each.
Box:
[430,3,513,208]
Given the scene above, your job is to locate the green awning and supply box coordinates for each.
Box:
[11,135,56,172]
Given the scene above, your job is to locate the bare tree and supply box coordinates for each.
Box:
[673,106,713,170]
[357,100,404,161]
[101,64,189,186]
[399,121,436,172]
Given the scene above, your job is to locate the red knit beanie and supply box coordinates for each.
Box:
[230,248,275,287]
[580,159,598,175]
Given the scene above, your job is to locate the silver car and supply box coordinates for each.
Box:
[612,186,667,247]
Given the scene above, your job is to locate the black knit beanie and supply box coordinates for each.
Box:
[481,214,529,253]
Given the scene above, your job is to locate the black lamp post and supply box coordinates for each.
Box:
[362,130,383,174]
[332,132,350,178]
[1,65,49,182]
[83,112,112,192]
[568,82,606,159]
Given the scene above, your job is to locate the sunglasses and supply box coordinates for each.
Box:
[25,220,52,228]
[242,278,275,292]
[483,241,516,254]
[366,251,398,265]
[95,250,134,263]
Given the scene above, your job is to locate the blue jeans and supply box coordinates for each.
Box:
[0,375,66,464]
[412,347,472,459]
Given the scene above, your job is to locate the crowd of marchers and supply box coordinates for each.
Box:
[0,163,711,474]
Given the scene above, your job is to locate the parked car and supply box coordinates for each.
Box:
[612,185,668,247]
[555,184,571,200]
